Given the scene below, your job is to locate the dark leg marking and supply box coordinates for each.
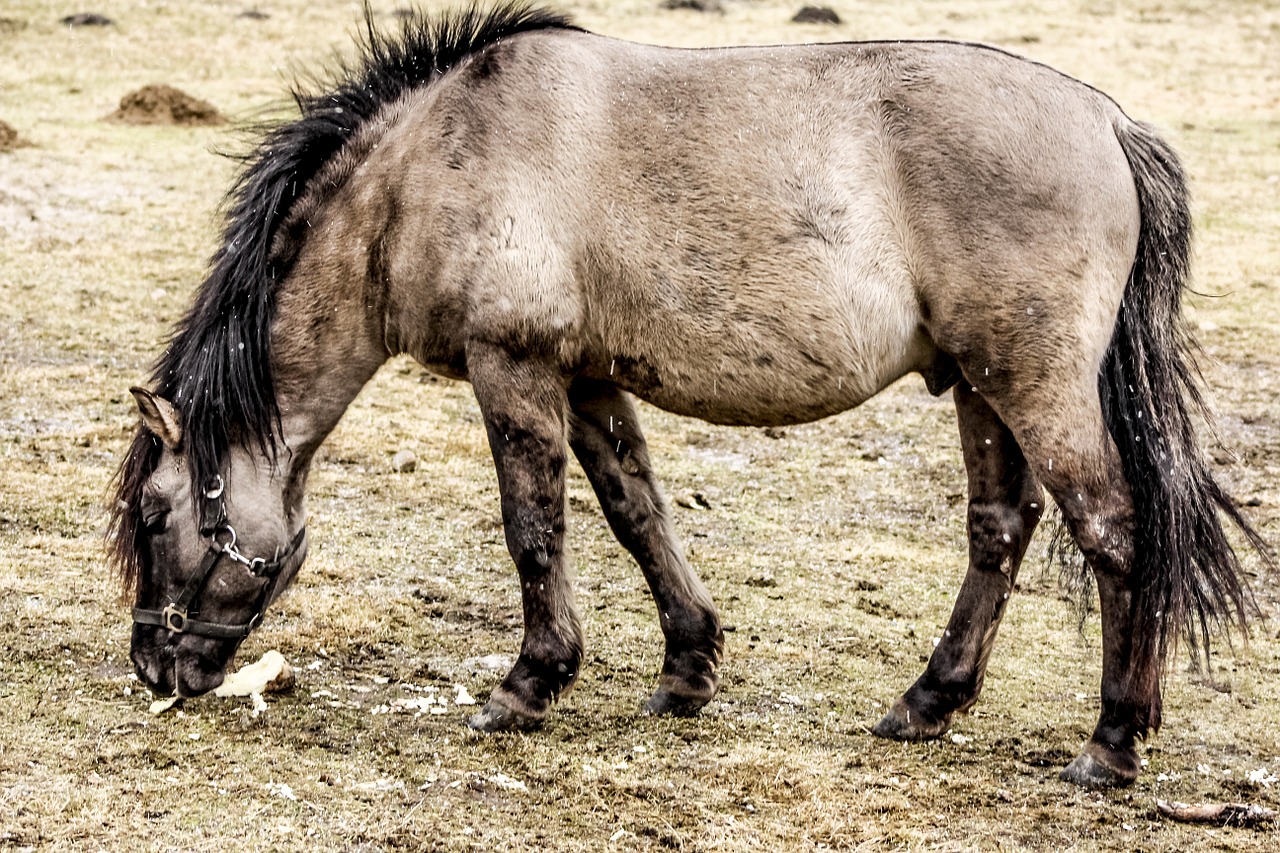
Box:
[875,384,1043,740]
[465,341,583,732]
[1000,385,1149,788]
[568,379,723,715]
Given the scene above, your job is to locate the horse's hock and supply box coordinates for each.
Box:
[104,84,225,127]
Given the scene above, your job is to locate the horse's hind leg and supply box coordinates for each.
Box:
[567,379,723,715]
[874,383,1043,740]
[464,341,583,732]
[989,382,1151,787]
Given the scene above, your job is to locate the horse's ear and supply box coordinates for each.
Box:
[130,386,183,450]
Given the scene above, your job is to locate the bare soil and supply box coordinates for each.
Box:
[1,1,1278,850]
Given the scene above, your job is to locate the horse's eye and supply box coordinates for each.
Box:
[142,510,170,534]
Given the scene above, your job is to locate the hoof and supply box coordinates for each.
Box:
[466,698,543,733]
[1059,744,1140,788]
[643,688,710,717]
[871,699,951,741]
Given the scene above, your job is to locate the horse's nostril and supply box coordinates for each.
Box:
[133,657,176,697]
[174,653,227,698]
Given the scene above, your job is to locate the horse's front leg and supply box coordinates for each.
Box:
[567,379,723,715]
[465,341,583,732]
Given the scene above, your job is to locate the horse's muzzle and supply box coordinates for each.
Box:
[131,622,234,698]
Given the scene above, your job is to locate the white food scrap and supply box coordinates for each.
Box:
[215,650,295,698]
[146,650,294,715]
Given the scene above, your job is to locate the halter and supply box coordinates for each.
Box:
[132,475,306,640]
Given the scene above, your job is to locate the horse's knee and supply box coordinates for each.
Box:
[968,502,1018,559]
[605,490,663,551]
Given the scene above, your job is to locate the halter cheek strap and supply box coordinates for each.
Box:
[132,475,307,640]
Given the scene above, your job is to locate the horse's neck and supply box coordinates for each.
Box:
[271,261,391,481]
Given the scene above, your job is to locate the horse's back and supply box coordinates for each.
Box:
[378,31,1140,424]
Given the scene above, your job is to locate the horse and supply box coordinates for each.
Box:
[108,2,1268,788]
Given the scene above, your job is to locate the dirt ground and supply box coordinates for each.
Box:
[2,1,1278,850]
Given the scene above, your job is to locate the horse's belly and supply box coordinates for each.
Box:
[595,294,934,427]
[625,370,893,427]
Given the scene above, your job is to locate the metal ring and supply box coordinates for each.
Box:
[212,524,238,551]
[204,474,225,500]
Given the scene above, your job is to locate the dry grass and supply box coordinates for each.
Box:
[2,1,1279,850]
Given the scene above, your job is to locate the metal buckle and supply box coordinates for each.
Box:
[204,475,225,500]
[162,604,188,633]
[212,524,238,552]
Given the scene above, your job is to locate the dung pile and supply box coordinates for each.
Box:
[60,13,113,26]
[0,119,23,152]
[792,6,841,24]
[661,0,723,11]
[105,84,225,127]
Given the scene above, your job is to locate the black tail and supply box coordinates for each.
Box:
[1103,119,1269,684]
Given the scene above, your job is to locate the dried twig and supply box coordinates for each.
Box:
[1156,799,1279,827]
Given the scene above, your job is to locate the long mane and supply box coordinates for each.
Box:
[108,2,578,593]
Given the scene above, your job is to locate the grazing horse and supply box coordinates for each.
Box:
[109,3,1266,788]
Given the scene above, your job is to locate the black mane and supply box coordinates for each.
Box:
[109,2,577,592]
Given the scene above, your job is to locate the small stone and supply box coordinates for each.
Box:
[674,490,710,510]
[391,449,417,473]
[464,653,514,673]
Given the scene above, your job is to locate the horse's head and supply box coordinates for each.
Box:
[119,387,307,699]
